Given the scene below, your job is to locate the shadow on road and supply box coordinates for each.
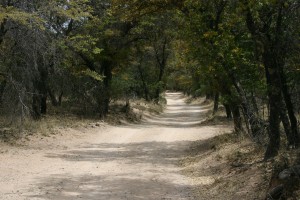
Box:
[128,93,213,128]
[30,174,194,200]
[25,93,231,200]
[46,141,191,164]
[30,140,205,200]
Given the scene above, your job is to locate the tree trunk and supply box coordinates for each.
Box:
[250,93,259,115]
[218,83,242,133]
[38,62,48,115]
[224,103,232,119]
[155,66,165,100]
[48,88,59,106]
[31,91,41,120]
[39,79,47,115]
[154,37,168,100]
[279,69,300,147]
[31,83,47,118]
[40,94,47,115]
[137,64,149,101]
[206,92,213,100]
[58,91,63,106]
[265,98,281,159]
[0,80,6,106]
[213,92,219,114]
[277,98,295,147]
[230,74,265,139]
[263,50,283,160]
[242,0,295,158]
[99,59,112,118]
[0,19,7,45]
[232,104,242,134]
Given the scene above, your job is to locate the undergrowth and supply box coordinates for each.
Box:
[0,97,166,143]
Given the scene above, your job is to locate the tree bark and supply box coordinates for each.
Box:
[224,104,232,119]
[137,64,149,101]
[213,92,219,114]
[206,92,213,100]
[229,73,264,139]
[218,83,242,134]
[0,19,7,45]
[278,99,294,147]
[242,0,298,158]
[31,91,41,120]
[48,88,59,106]
[263,49,283,160]
[232,104,242,134]
[279,69,300,147]
[58,91,63,106]
[265,96,281,160]
[38,62,48,115]
[39,77,47,115]
[154,37,168,100]
[40,94,47,115]
[0,80,6,106]
[99,59,112,118]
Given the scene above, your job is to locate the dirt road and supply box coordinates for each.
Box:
[0,93,231,200]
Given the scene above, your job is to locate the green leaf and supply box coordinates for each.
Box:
[92,48,102,55]
[82,69,104,81]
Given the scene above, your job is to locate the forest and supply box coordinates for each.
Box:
[0,0,299,161]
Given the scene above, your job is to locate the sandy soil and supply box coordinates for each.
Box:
[0,92,232,200]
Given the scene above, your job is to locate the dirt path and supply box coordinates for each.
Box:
[0,92,232,200]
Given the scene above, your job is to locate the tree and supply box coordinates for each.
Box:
[240,0,300,159]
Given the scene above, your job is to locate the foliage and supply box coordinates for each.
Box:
[0,0,299,161]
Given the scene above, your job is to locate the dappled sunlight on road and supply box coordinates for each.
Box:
[141,93,211,128]
[0,92,232,200]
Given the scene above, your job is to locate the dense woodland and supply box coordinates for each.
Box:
[0,0,299,159]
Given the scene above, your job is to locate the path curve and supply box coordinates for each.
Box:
[0,92,231,200]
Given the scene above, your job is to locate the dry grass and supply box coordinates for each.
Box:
[268,148,300,199]
[106,98,166,125]
[181,119,300,200]
[181,132,269,200]
[0,98,165,144]
[0,114,101,145]
[178,104,270,199]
